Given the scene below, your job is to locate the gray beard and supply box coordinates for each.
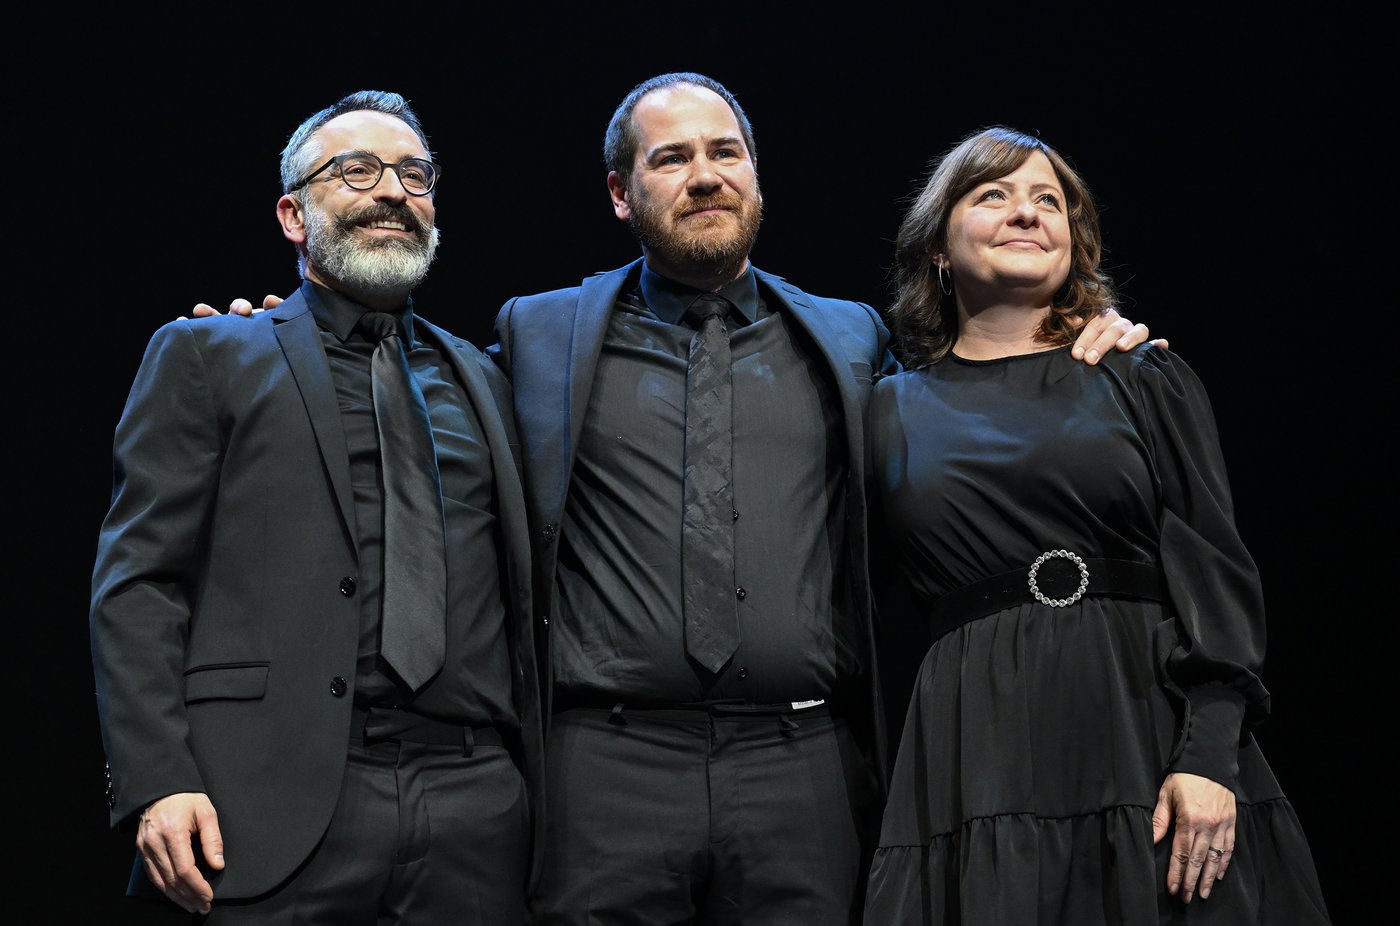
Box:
[303,205,439,302]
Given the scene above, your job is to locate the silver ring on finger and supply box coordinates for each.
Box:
[1208,846,1225,859]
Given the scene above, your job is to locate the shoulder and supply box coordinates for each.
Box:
[501,261,640,315]
[1099,342,1204,387]
[873,364,935,398]
[757,267,876,318]
[143,311,277,363]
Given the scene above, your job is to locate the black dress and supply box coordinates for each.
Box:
[862,344,1330,925]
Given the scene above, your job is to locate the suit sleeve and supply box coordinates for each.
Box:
[90,321,223,827]
[858,300,901,378]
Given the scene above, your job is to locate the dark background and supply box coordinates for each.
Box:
[17,5,1374,923]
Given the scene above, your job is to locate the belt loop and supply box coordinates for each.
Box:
[462,726,475,757]
[778,715,799,738]
[608,702,628,727]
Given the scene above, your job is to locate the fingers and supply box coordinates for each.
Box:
[1151,785,1172,844]
[1070,309,1132,365]
[1150,337,1169,350]
[1158,773,1237,903]
[1198,832,1235,899]
[196,802,226,873]
[261,293,284,311]
[229,298,254,317]
[1177,827,1214,902]
[136,795,218,914]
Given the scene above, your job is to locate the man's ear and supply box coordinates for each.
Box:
[277,193,308,245]
[607,171,631,222]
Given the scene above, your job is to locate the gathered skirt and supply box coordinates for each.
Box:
[863,598,1331,925]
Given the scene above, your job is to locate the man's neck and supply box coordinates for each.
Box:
[641,251,750,293]
[303,267,411,312]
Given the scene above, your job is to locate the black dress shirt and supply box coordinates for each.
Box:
[305,282,518,731]
[552,264,861,706]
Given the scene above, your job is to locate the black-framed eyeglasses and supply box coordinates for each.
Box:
[290,152,439,196]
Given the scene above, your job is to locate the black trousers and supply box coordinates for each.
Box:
[202,733,528,925]
[530,704,882,926]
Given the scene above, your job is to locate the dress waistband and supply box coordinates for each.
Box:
[928,555,1166,640]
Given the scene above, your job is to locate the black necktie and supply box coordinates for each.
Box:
[682,294,739,674]
[357,312,447,693]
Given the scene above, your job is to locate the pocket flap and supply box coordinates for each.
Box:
[184,663,270,704]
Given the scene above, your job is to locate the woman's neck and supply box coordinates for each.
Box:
[953,298,1055,360]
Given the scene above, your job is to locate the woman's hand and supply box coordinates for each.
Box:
[1153,771,1236,902]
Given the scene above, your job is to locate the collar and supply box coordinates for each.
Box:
[302,280,417,345]
[639,263,759,327]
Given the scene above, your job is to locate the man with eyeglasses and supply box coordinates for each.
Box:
[90,90,542,921]
[186,75,1156,924]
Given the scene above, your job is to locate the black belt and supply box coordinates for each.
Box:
[928,555,1166,640]
[553,697,836,724]
[351,705,506,754]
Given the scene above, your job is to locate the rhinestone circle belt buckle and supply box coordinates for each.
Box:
[1027,549,1090,607]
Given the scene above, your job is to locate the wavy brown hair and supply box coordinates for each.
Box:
[890,126,1116,367]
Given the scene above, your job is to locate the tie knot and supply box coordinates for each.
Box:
[357,312,401,343]
[688,293,732,325]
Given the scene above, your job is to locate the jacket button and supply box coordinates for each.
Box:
[735,587,747,600]
[732,509,740,521]
[330,676,348,697]
[339,577,356,597]
[542,523,557,545]
[737,666,749,681]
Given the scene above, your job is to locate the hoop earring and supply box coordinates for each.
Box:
[937,264,953,295]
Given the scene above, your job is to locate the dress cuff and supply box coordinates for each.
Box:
[1167,684,1247,789]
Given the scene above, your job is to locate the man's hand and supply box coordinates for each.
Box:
[1152,772,1236,903]
[136,792,225,914]
[1071,306,1168,365]
[180,295,282,321]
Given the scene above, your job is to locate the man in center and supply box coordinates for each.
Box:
[491,72,1150,924]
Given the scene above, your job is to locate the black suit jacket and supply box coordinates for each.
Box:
[90,288,545,898]
[489,259,897,776]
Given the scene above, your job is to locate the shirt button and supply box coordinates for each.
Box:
[737,666,749,681]
[339,577,356,597]
[330,676,348,697]
[735,587,747,600]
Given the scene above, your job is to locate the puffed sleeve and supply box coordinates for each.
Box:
[1131,346,1271,790]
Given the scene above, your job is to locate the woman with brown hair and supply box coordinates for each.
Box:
[862,126,1330,924]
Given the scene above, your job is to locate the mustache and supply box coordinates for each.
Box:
[334,203,429,237]
[677,194,742,218]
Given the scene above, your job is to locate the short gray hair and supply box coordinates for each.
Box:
[280,90,431,195]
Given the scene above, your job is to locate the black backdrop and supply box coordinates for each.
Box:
[16,5,1375,923]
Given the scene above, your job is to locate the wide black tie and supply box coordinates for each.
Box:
[682,294,739,674]
[358,312,447,693]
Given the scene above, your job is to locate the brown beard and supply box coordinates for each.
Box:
[626,184,762,281]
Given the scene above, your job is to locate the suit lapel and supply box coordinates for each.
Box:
[418,319,531,586]
[756,268,866,452]
[563,263,637,483]
[270,293,357,548]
